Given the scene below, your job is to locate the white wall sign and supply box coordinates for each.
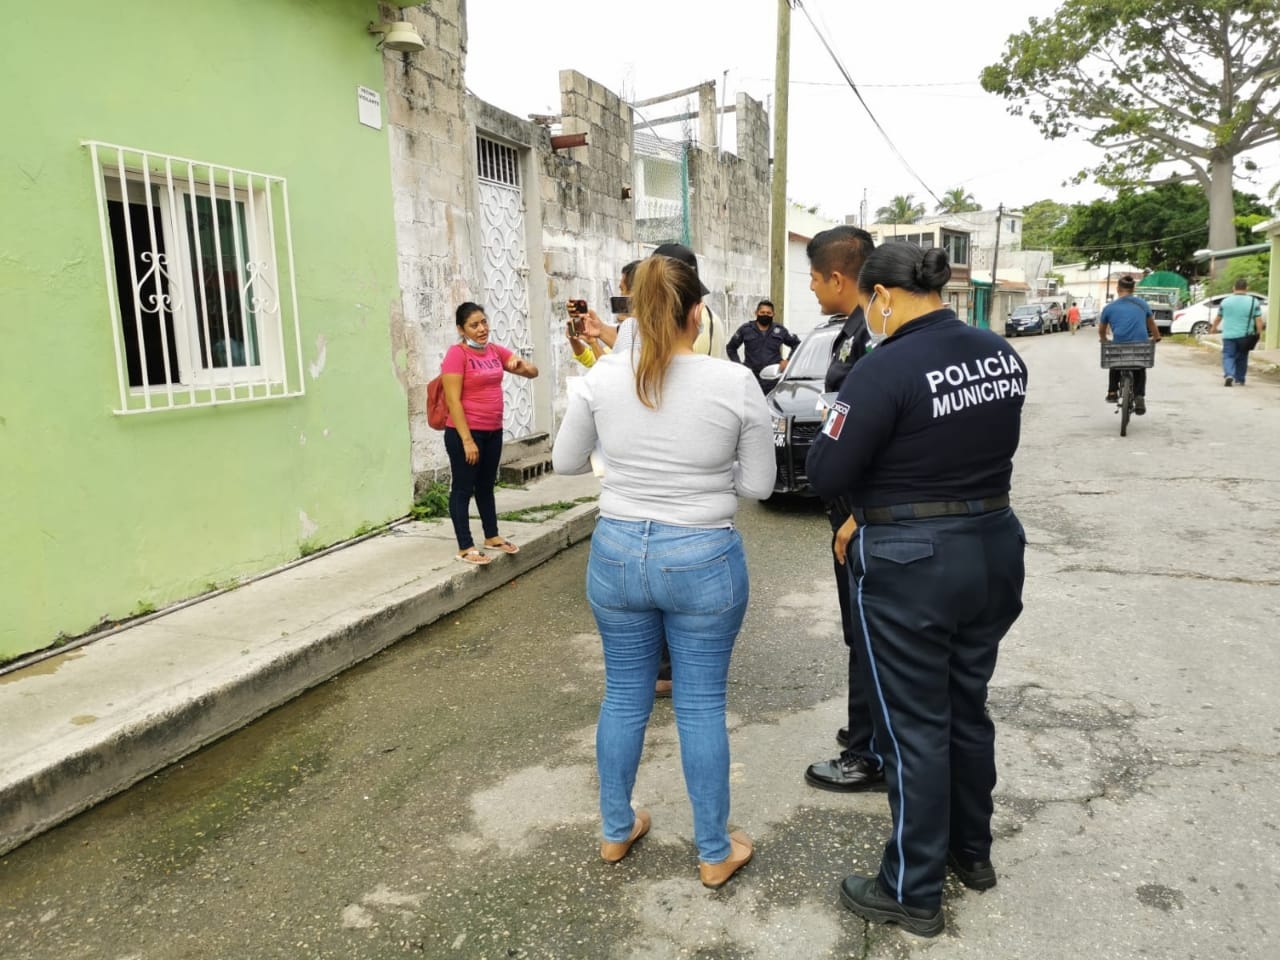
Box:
[357,86,383,130]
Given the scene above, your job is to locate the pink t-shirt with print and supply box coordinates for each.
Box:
[441,342,513,431]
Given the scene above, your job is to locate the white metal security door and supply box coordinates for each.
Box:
[476,137,535,440]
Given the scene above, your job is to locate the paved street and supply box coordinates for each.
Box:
[1,332,1278,960]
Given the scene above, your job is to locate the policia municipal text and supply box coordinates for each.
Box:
[806,243,1028,938]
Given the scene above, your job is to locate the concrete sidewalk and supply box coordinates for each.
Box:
[1199,333,1280,373]
[0,472,601,856]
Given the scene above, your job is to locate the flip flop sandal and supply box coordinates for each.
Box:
[455,549,491,565]
[485,539,519,555]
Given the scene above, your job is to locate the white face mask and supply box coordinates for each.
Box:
[865,293,890,348]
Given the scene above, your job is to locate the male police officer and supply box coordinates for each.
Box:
[808,243,1026,937]
[800,226,884,794]
[727,300,800,391]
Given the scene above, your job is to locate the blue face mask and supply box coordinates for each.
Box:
[463,337,485,349]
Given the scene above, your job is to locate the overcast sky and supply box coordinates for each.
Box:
[464,0,1277,223]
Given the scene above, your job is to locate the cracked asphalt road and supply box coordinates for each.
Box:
[1,334,1277,959]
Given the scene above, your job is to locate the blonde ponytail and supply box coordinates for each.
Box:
[630,256,702,408]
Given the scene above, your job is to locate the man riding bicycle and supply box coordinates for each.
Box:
[1099,275,1161,415]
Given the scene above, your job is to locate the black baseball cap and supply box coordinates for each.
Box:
[651,242,710,296]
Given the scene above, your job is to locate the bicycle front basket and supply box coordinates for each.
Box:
[1100,341,1156,369]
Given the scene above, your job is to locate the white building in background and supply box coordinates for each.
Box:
[784,206,842,335]
[970,267,1032,324]
[1056,261,1146,307]
[632,130,685,246]
[917,208,1024,269]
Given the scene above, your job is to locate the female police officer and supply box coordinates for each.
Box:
[806,243,1027,937]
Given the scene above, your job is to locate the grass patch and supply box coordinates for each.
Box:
[498,495,597,524]
[298,538,325,558]
[410,481,450,521]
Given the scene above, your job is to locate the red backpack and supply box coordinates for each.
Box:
[425,375,448,430]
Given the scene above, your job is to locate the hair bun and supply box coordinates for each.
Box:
[917,248,952,291]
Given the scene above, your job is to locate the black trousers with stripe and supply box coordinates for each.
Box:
[848,508,1025,909]
[826,501,877,762]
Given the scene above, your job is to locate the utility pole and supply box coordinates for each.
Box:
[985,203,1003,329]
[769,0,792,322]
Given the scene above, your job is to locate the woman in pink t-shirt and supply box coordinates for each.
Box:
[441,302,539,565]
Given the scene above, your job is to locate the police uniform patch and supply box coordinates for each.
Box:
[822,400,850,440]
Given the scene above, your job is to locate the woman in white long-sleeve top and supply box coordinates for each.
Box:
[552,253,775,889]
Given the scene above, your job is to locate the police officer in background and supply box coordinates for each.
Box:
[807,243,1027,938]
[799,226,884,794]
[727,299,800,392]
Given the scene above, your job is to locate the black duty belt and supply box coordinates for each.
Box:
[854,495,1010,525]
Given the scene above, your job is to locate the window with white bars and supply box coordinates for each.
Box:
[477,137,520,186]
[86,141,305,414]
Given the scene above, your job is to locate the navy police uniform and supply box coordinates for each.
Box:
[821,309,878,766]
[825,309,869,394]
[727,321,800,390]
[806,307,1027,911]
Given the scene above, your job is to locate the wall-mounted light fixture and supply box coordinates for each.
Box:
[367,19,426,53]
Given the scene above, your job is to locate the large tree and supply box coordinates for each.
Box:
[1053,184,1270,275]
[980,0,1280,258]
[936,187,982,214]
[1020,198,1073,253]
[876,194,926,224]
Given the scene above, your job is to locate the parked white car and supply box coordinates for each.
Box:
[1171,293,1269,336]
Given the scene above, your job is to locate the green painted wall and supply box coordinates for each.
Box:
[0,0,411,658]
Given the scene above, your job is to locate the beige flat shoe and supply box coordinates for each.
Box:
[699,830,753,889]
[600,809,651,863]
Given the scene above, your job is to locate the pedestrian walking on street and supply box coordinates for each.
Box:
[798,225,886,796]
[1067,302,1081,334]
[1210,278,1265,386]
[726,299,800,392]
[440,302,539,565]
[552,254,775,888]
[807,244,1028,937]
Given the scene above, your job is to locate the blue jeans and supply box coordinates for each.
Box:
[1222,337,1251,383]
[587,518,749,864]
[443,427,503,550]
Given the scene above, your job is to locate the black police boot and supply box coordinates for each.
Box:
[947,851,997,891]
[839,875,944,938]
[836,727,850,748]
[804,751,884,792]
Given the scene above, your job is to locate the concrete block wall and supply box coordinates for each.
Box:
[382,0,483,493]
[687,92,772,330]
[538,71,637,420]
[387,45,642,488]
[382,6,771,489]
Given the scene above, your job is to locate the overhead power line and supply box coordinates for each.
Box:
[791,0,945,210]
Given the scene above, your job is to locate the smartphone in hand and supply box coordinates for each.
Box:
[567,299,588,336]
